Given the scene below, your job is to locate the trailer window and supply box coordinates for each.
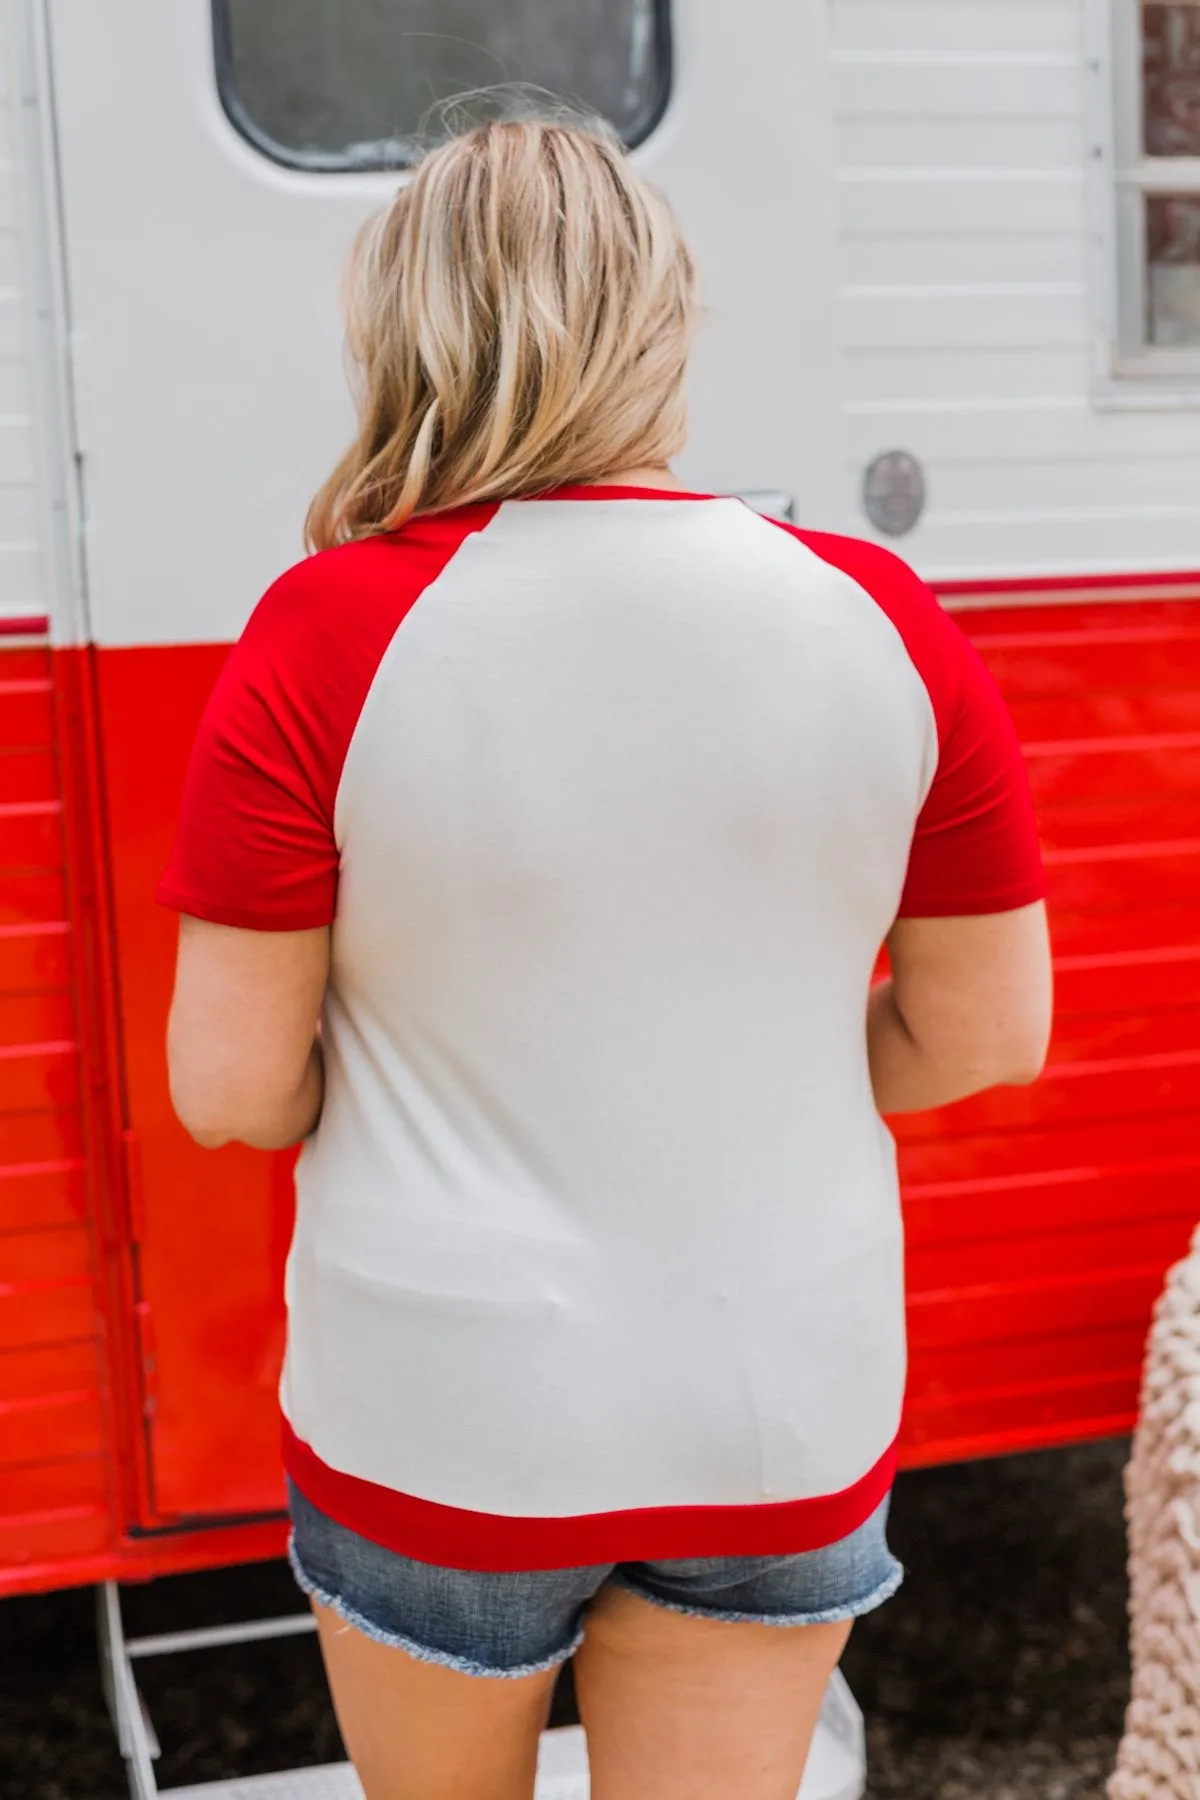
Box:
[1103,3,1200,378]
[1142,7,1200,347]
[212,0,671,170]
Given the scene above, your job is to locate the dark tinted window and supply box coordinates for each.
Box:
[1144,4,1200,157]
[213,0,671,170]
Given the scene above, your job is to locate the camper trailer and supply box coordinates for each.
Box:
[3,0,1200,1791]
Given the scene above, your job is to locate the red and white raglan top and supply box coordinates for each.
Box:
[160,490,1044,1570]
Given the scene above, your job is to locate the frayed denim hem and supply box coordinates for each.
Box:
[610,1557,905,1628]
[287,1535,583,1680]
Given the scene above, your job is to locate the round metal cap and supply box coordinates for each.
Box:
[862,450,926,537]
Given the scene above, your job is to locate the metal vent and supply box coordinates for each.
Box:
[862,450,926,537]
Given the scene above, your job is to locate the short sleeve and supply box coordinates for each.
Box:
[780,525,1046,920]
[897,627,1045,917]
[157,566,347,930]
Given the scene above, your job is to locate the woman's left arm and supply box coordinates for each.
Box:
[167,917,330,1150]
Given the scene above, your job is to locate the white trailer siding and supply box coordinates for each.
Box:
[833,0,1200,582]
[0,5,49,624]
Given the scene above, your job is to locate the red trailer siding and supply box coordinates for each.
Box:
[3,589,1198,1595]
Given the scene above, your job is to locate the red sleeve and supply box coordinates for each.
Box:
[157,510,495,930]
[781,526,1046,918]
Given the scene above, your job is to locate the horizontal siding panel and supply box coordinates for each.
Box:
[1038,793,1200,846]
[926,454,1200,511]
[0,1108,83,1167]
[906,1322,1151,1395]
[1009,687,1200,739]
[0,1454,107,1519]
[896,1110,1200,1183]
[0,227,18,289]
[1048,901,1200,958]
[0,1040,79,1112]
[0,922,71,992]
[0,1502,110,1570]
[969,600,1200,636]
[840,290,1085,351]
[909,1213,1192,1291]
[838,171,1086,237]
[835,61,1081,120]
[3,1226,92,1284]
[0,289,23,360]
[1053,951,1200,1015]
[0,413,34,484]
[833,3,1081,58]
[0,1390,106,1466]
[837,117,1083,169]
[0,990,74,1044]
[900,512,1200,581]
[902,1374,1139,1460]
[1045,852,1200,911]
[0,544,42,618]
[0,357,33,413]
[841,232,1087,290]
[0,677,54,747]
[907,1265,1165,1351]
[0,648,51,684]
[0,748,59,807]
[843,403,1200,463]
[977,623,1200,693]
[0,869,68,928]
[0,800,63,870]
[903,1159,1200,1244]
[0,490,39,552]
[0,1276,94,1352]
[0,1340,100,1404]
[1044,1004,1200,1066]
[1025,745,1200,803]
[908,1057,1200,1139]
[0,1158,88,1231]
[842,347,1089,406]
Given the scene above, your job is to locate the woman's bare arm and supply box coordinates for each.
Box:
[868,902,1052,1115]
[166,917,330,1149]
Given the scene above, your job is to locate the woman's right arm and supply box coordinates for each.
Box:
[868,901,1052,1115]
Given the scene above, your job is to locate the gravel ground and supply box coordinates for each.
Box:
[1,1438,1131,1800]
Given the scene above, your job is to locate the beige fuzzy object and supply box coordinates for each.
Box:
[1109,1224,1200,1800]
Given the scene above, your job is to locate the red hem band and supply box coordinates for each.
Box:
[281,1418,899,1572]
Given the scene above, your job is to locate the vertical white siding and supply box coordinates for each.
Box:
[0,5,49,624]
[833,0,1200,581]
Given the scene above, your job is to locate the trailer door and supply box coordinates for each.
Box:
[45,0,842,1521]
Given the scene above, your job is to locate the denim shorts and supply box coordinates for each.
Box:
[287,1480,903,1679]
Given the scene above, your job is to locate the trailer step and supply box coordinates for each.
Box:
[163,1768,361,1799]
[162,1727,592,1799]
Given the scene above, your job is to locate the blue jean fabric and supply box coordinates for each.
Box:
[287,1480,903,1679]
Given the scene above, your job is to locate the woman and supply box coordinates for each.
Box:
[161,119,1051,1800]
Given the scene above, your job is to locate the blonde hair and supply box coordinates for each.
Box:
[305,117,699,550]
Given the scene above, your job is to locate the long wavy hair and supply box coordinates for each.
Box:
[305,116,699,550]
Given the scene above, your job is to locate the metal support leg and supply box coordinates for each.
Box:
[97,1582,162,1800]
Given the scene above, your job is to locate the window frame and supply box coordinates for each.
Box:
[210,0,674,174]
[1089,0,1200,401]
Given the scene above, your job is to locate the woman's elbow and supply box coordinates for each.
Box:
[168,1054,316,1151]
[166,1039,255,1148]
[1000,1046,1049,1088]
[168,1069,240,1149]
[995,1013,1053,1088]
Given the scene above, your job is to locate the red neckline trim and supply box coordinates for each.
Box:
[532,484,719,503]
